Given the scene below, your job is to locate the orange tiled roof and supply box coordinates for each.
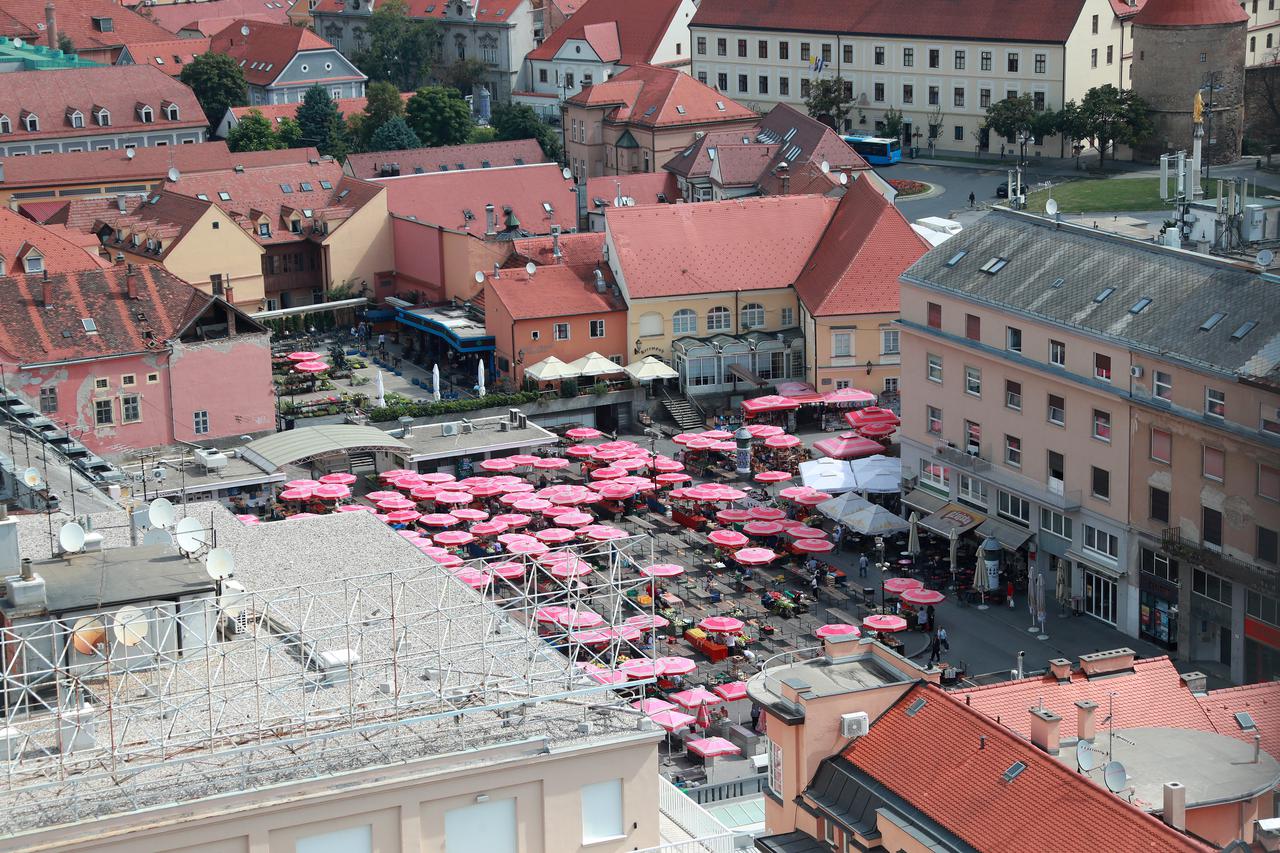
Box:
[486,263,623,321]
[210,19,345,86]
[120,37,210,75]
[0,0,176,52]
[567,64,756,129]
[345,139,548,179]
[311,0,522,22]
[1198,681,1280,762]
[55,192,215,261]
[0,209,107,274]
[146,0,293,33]
[527,0,686,65]
[380,163,577,235]
[227,93,410,127]
[585,172,677,207]
[511,232,606,267]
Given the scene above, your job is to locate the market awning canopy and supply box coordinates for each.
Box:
[741,394,800,415]
[813,435,883,460]
[568,351,623,377]
[799,457,858,494]
[977,517,1034,551]
[525,356,577,381]
[817,492,911,535]
[901,488,947,515]
[624,356,679,381]
[847,455,901,494]
[919,502,985,536]
[241,425,409,471]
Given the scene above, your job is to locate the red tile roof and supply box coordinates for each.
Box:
[146,0,293,34]
[607,195,838,299]
[1108,0,1148,19]
[527,0,686,65]
[0,209,107,274]
[1198,682,1280,762]
[0,141,237,189]
[381,163,577,235]
[1132,0,1247,26]
[691,0,1087,44]
[486,263,624,321]
[586,172,677,207]
[792,174,928,317]
[952,656,1216,741]
[664,128,761,179]
[842,684,1210,852]
[209,19,342,86]
[55,192,216,261]
[345,139,549,180]
[310,0,521,23]
[227,93,411,127]
[0,264,234,365]
[0,66,205,141]
[0,0,177,54]
[712,144,778,187]
[119,37,210,76]
[510,232,606,267]
[568,63,757,129]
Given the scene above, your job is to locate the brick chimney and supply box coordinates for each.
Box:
[1047,658,1073,682]
[223,286,236,335]
[1028,707,1061,755]
[41,272,51,308]
[1180,671,1208,694]
[1075,699,1097,742]
[125,264,138,300]
[1078,648,1135,678]
[45,2,56,50]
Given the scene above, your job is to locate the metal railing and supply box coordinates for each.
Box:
[643,774,736,853]
[685,775,767,805]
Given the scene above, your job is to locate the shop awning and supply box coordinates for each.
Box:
[1068,552,1127,579]
[975,517,1033,551]
[901,488,947,515]
[741,394,801,415]
[919,502,985,536]
[727,363,768,386]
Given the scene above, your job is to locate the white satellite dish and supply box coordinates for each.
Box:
[1076,740,1098,773]
[112,606,148,647]
[174,516,206,554]
[839,172,848,186]
[1045,198,1059,216]
[562,167,573,181]
[474,270,486,284]
[22,467,42,488]
[58,521,86,554]
[525,261,537,276]
[205,547,235,580]
[166,166,181,183]
[148,497,175,529]
[218,579,247,619]
[820,160,830,173]
[1257,248,1275,268]
[125,148,136,160]
[1103,760,1128,793]
[240,23,250,36]
[142,528,173,547]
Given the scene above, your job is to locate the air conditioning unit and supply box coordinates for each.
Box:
[1130,365,1144,378]
[441,423,459,437]
[498,421,510,432]
[152,467,166,481]
[461,422,474,434]
[840,711,869,739]
[194,447,228,473]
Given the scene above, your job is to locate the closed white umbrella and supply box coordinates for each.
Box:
[948,528,959,585]
[374,370,386,408]
[907,512,920,556]
[432,364,441,402]
[477,360,486,398]
[1056,561,1071,610]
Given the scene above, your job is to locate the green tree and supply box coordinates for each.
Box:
[406,86,474,147]
[491,102,561,161]
[984,93,1037,141]
[441,58,489,96]
[881,107,905,143]
[468,125,498,144]
[804,77,853,130]
[179,52,249,128]
[1074,84,1154,168]
[57,33,74,54]
[226,109,283,152]
[353,0,439,92]
[296,85,349,158]
[369,115,422,151]
[360,79,406,144]
[277,116,303,149]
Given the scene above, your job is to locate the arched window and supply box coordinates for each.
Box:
[638,312,663,337]
[0,115,10,134]
[706,306,731,332]
[740,302,765,329]
[23,113,39,132]
[672,309,697,335]
[163,103,179,121]
[137,104,153,123]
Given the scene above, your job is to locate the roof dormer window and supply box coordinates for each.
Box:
[92,16,113,32]
[257,222,271,237]
[23,251,43,274]
[22,113,38,132]
[0,256,6,276]
[94,107,110,127]
[67,109,84,129]
[0,115,9,135]
[163,102,180,121]
[137,104,154,123]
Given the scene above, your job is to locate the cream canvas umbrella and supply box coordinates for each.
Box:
[374,370,386,408]
[948,528,960,587]
[568,352,622,377]
[525,356,576,382]
[477,360,486,398]
[907,512,921,556]
[1055,561,1071,614]
[625,356,679,382]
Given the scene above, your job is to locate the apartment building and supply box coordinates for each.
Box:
[1244,0,1280,65]
[209,19,367,106]
[688,0,1124,154]
[897,208,1280,683]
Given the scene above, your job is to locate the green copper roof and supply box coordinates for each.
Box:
[0,36,102,71]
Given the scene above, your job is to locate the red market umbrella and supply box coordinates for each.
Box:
[508,454,540,466]
[507,538,549,555]
[549,561,593,579]
[566,445,598,458]
[812,435,884,460]
[792,491,833,506]
[534,605,572,624]
[336,504,376,514]
[620,658,664,679]
[590,467,627,480]
[747,424,785,438]
[640,563,685,578]
[409,486,441,501]
[792,539,835,552]
[492,513,530,527]
[741,395,801,415]
[285,479,321,490]
[582,525,628,540]
[419,513,460,527]
[625,614,670,630]
[385,509,421,524]
[533,457,570,470]
[480,458,516,472]
[788,525,827,539]
[365,490,402,502]
[815,623,862,639]
[596,482,639,501]
[468,482,505,498]
[633,697,677,714]
[698,616,745,633]
[822,387,877,406]
[293,360,328,374]
[742,520,784,536]
[235,514,260,525]
[684,437,718,451]
[708,529,749,548]
[652,457,684,472]
[599,625,642,642]
[312,483,350,500]
[700,429,734,440]
[557,608,603,628]
[471,520,507,536]
[670,687,724,709]
[434,491,473,505]
[655,656,697,675]
[555,511,595,527]
[754,470,793,483]
[514,498,553,512]
[377,497,417,511]
[764,434,802,449]
[490,561,525,579]
[858,422,897,439]
[716,509,752,524]
[433,529,475,546]
[901,588,946,605]
[318,472,357,485]
[648,709,697,731]
[883,577,924,594]
[747,507,786,521]
[687,737,741,758]
[286,512,320,519]
[566,427,603,440]
[734,547,777,565]
[452,507,489,521]
[535,527,576,544]
[398,529,425,541]
[451,568,492,589]
[279,487,314,501]
[844,407,901,429]
[778,486,814,501]
[587,669,629,685]
[420,472,457,484]
[671,433,702,445]
[656,473,691,486]
[863,614,909,632]
[286,350,322,361]
[379,469,415,481]
[714,681,749,701]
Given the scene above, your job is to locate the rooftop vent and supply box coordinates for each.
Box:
[1236,711,1258,731]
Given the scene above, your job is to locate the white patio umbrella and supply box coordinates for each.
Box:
[477,360,486,398]
[432,364,441,402]
[906,511,920,556]
[624,356,679,382]
[848,455,902,494]
[1055,561,1072,610]
[842,503,910,536]
[568,352,622,377]
[374,370,386,408]
[525,356,576,382]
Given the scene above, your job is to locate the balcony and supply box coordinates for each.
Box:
[636,775,737,853]
[1162,527,1280,597]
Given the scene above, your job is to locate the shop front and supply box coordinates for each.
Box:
[1138,545,1179,650]
[1071,555,1123,626]
[1245,590,1280,683]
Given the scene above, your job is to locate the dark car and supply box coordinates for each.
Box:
[995,181,1009,199]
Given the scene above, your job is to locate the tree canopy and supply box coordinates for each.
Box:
[1070,85,1154,167]
[491,103,561,161]
[179,52,248,127]
[405,86,473,147]
[804,78,854,130]
[353,0,439,92]
[226,109,283,152]
[296,85,350,159]
[369,115,422,151]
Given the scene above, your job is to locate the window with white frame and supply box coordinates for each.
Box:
[957,473,986,505]
[831,332,852,358]
[997,491,1030,526]
[1040,508,1072,541]
[1049,339,1065,367]
[38,387,57,414]
[926,405,942,435]
[740,303,765,329]
[1092,409,1111,442]
[927,353,943,382]
[444,798,516,853]
[1004,434,1022,467]
[883,376,898,393]
[193,409,209,435]
[1047,394,1065,426]
[881,329,899,355]
[589,319,605,338]
[121,394,141,424]
[706,306,731,331]
[920,461,949,493]
[296,824,373,853]
[780,307,794,326]
[581,779,624,843]
[768,739,783,795]
[964,366,981,396]
[1153,370,1172,400]
[1083,524,1119,560]
[1005,380,1022,410]
[554,323,570,340]
[1006,326,1022,353]
[1094,353,1112,382]
[1202,445,1225,482]
[672,309,696,335]
[94,399,114,426]
[964,419,981,454]
[1205,387,1225,419]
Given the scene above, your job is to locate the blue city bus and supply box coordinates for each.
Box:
[841,135,902,165]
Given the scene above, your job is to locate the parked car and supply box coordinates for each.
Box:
[995,181,1009,199]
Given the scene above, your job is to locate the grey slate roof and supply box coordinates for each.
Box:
[902,210,1280,384]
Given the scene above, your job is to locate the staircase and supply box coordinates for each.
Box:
[661,390,704,431]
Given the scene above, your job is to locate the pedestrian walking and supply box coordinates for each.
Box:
[750,704,762,732]
[1007,580,1016,609]
[916,607,928,632]
[938,626,949,651]
[968,191,976,208]
[832,525,844,551]
[859,553,869,578]
[928,630,943,666]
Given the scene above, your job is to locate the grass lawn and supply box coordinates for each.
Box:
[1025,177,1280,214]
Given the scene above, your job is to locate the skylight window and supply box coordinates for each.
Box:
[1236,711,1258,730]
[218,191,231,201]
[196,193,209,201]
[514,157,524,165]
[337,189,350,199]
[944,250,966,267]
[543,202,553,214]
[783,127,797,142]
[644,106,656,116]
[319,180,332,190]
[81,318,97,333]
[1230,320,1258,341]
[280,183,293,193]
[1129,297,1152,314]
[302,208,313,217]
[676,105,686,115]
[979,257,1008,274]
[1200,312,1226,331]
[905,697,926,717]
[1050,277,1065,288]
[414,166,424,173]
[716,101,725,111]
[481,159,491,167]
[1093,287,1115,303]
[300,182,313,191]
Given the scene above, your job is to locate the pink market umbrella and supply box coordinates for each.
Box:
[822,387,877,406]
[536,527,576,544]
[778,486,814,500]
[378,469,415,481]
[433,491,472,505]
[293,360,328,374]
[600,625,642,642]
[735,547,777,565]
[652,457,684,473]
[688,737,741,758]
[534,605,573,624]
[507,454,540,466]
[671,433,702,445]
[533,457,570,470]
[493,513,530,527]
[716,509,752,524]
[593,448,629,462]
[648,709,697,731]
[754,470,793,483]
[419,512,460,527]
[471,520,507,536]
[419,472,456,484]
[566,445,597,458]
[480,458,516,472]
[844,406,900,428]
[490,561,525,579]
[793,491,833,506]
[590,467,627,480]
[503,482,536,494]
[541,504,573,517]
[434,529,475,546]
[286,350,322,361]
[570,628,612,644]
[883,577,924,594]
[813,434,883,460]
[747,506,786,521]
[235,513,260,525]
[685,437,718,451]
[377,497,416,511]
[742,520,784,536]
[597,440,640,453]
[385,509,421,524]
[452,507,489,521]
[285,479,320,490]
[566,426,603,440]
[616,476,656,490]
[312,483,350,500]
[741,395,800,415]
[286,512,320,519]
[397,529,424,540]
[863,614,909,633]
[585,669,628,685]
[671,686,724,709]
[656,473,692,486]
[858,422,897,440]
[468,482,505,498]
[614,457,650,471]
[549,561,593,579]
[700,429,734,440]
[816,623,862,639]
[318,472,357,485]
[555,511,595,527]
[764,434,801,449]
[747,423,785,438]
[640,563,685,578]
[698,616,745,634]
[336,504,376,513]
[901,588,946,605]
[391,474,424,489]
[633,697,677,714]
[514,498,553,512]
[793,538,835,553]
[656,656,697,675]
[708,529,749,548]
[365,490,402,502]
[626,614,670,630]
[710,441,738,452]
[596,483,638,500]
[714,681,748,701]
[452,568,493,589]
[434,554,464,568]
[507,538,549,555]
[279,487,314,501]
[558,609,604,628]
[582,525,628,541]
[620,658,664,679]
[788,525,828,539]
[498,532,536,546]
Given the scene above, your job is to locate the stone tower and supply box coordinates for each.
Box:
[1130,0,1247,164]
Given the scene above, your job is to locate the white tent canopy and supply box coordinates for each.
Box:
[848,455,901,494]
[817,492,910,535]
[525,356,577,381]
[800,458,858,494]
[625,356,679,382]
[568,352,623,377]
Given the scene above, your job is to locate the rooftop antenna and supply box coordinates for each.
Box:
[204,546,235,581]
[561,166,573,182]
[174,516,207,558]
[839,172,848,186]
[166,166,181,183]
[474,270,485,284]
[524,261,537,277]
[1103,760,1130,796]
[1256,248,1275,272]
[1045,197,1059,219]
[820,160,830,173]
[1076,739,1099,773]
[148,497,175,529]
[240,23,250,36]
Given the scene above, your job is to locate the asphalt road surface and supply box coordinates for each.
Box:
[885,161,1038,221]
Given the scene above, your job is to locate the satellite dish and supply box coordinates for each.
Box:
[240,24,250,36]
[1045,198,1059,216]
[148,497,175,529]
[142,528,173,547]
[22,467,42,488]
[525,261,537,276]
[1257,248,1275,268]
[174,516,206,554]
[70,616,107,655]
[112,606,148,647]
[563,167,574,181]
[218,579,247,619]
[474,270,486,284]
[839,172,848,186]
[125,148,136,160]
[1076,740,1098,772]
[205,547,234,580]
[820,160,830,173]
[1103,761,1128,793]
[58,522,86,554]
[167,166,181,183]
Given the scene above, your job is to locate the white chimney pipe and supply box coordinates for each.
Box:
[1162,782,1186,831]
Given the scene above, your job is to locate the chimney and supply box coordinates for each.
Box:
[125,263,138,300]
[1180,671,1208,694]
[1028,707,1061,755]
[1075,699,1097,742]
[1162,782,1186,831]
[1078,648,1135,678]
[593,268,606,292]
[551,224,562,259]
[484,203,496,236]
[1048,657,1073,682]
[115,194,127,213]
[41,272,52,308]
[45,2,56,50]
[224,285,237,335]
